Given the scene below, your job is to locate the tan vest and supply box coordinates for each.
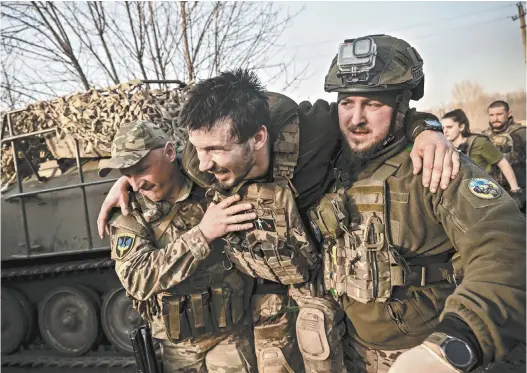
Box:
[309,151,455,304]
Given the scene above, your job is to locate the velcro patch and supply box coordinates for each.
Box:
[468,178,501,199]
[115,233,136,259]
[254,217,276,232]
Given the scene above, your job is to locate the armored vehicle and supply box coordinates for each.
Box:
[1,80,187,370]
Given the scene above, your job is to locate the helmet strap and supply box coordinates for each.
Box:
[390,89,412,138]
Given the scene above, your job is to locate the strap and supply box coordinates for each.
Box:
[272,113,300,185]
[153,202,183,241]
[390,262,455,287]
[466,135,478,156]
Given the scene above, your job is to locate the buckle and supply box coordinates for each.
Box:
[363,216,384,251]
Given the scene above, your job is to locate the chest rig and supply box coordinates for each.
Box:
[214,109,320,285]
[309,151,454,304]
[486,125,525,185]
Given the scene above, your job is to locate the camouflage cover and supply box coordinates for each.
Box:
[2,80,189,187]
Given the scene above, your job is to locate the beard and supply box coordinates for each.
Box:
[212,143,254,190]
[352,136,392,160]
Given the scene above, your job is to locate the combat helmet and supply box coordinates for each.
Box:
[325,34,425,130]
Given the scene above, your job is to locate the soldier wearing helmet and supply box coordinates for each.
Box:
[307,34,526,373]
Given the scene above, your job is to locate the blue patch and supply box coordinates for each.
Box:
[116,233,135,259]
[468,178,501,199]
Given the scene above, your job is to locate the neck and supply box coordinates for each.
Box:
[165,165,186,203]
[246,140,271,180]
[452,135,466,148]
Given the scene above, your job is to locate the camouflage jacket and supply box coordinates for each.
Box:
[109,176,214,338]
[335,132,526,366]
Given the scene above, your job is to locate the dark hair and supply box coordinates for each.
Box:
[178,68,269,144]
[442,109,471,137]
[488,100,510,113]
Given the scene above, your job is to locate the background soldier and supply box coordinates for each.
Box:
[483,100,526,211]
[441,109,522,207]
[100,120,257,372]
[314,33,526,373]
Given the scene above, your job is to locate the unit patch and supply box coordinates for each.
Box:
[254,217,276,232]
[468,178,501,199]
[115,233,136,259]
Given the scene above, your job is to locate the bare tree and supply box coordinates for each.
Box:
[1,1,306,109]
[451,80,490,132]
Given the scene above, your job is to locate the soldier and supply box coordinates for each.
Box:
[441,109,522,207]
[97,69,461,373]
[310,34,526,373]
[99,120,257,372]
[483,100,526,210]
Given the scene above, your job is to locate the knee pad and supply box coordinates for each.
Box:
[296,307,330,361]
[259,346,294,373]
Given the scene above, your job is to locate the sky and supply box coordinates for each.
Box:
[264,1,526,111]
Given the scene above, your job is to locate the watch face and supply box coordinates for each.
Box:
[444,339,473,368]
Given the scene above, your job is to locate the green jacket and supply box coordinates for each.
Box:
[458,134,503,174]
[336,133,526,366]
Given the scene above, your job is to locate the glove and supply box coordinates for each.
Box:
[510,188,525,210]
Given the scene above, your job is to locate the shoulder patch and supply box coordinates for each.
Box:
[468,178,501,199]
[115,233,136,259]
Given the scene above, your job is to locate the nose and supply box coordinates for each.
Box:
[350,106,366,127]
[197,150,214,173]
[128,175,143,192]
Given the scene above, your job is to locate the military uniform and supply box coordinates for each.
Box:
[104,120,256,373]
[483,120,526,191]
[457,134,503,174]
[313,34,527,372]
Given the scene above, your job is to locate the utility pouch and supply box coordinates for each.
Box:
[186,291,215,338]
[161,295,191,343]
[210,286,233,329]
[309,193,348,240]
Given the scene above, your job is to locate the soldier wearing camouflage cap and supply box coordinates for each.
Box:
[307,34,526,373]
[101,120,257,372]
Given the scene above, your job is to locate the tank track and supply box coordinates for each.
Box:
[1,257,114,280]
[2,256,138,370]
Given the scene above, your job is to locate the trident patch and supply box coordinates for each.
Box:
[115,233,136,259]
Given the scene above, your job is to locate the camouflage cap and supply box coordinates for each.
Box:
[98,120,170,177]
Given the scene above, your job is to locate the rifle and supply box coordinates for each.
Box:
[130,325,161,373]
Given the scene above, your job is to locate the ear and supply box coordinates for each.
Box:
[163,142,177,163]
[508,110,513,117]
[253,125,268,151]
[459,123,465,133]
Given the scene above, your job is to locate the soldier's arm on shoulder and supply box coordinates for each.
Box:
[110,217,211,301]
[430,158,526,364]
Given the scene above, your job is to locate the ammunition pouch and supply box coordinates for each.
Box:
[310,152,460,304]
[160,284,244,343]
[219,182,315,285]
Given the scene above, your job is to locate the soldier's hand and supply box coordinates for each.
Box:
[411,131,460,193]
[388,343,458,373]
[510,189,525,210]
[198,194,257,244]
[97,176,131,239]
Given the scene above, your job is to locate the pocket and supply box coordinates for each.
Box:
[185,291,215,337]
[161,295,192,343]
[210,286,233,329]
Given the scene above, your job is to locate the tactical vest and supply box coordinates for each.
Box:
[213,182,318,285]
[308,151,455,304]
[182,92,316,285]
[486,124,525,185]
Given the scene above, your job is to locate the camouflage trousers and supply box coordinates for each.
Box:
[252,285,346,373]
[343,336,409,373]
[159,321,257,373]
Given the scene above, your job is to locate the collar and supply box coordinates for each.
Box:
[143,175,193,214]
[356,136,409,180]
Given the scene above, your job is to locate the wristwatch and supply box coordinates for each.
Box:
[412,119,444,140]
[425,332,477,371]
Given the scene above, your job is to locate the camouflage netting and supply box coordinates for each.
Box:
[1,80,191,188]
